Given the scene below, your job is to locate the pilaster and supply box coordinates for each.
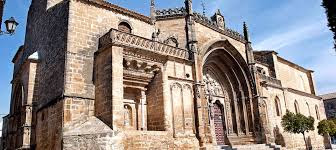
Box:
[111,46,124,130]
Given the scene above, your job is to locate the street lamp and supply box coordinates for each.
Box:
[0,0,19,36]
[1,17,18,35]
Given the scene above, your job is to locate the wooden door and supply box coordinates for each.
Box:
[214,103,226,145]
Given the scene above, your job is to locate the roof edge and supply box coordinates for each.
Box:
[75,0,152,24]
[277,56,314,73]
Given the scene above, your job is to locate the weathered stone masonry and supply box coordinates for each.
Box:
[1,0,328,149]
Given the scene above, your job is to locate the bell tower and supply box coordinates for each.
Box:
[211,9,225,29]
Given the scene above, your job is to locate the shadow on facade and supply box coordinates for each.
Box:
[273,125,285,147]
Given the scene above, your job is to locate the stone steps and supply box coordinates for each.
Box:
[216,144,286,150]
[228,135,256,145]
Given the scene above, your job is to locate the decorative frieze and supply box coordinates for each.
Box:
[155,7,187,20]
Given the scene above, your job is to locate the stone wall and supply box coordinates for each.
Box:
[35,100,63,150]
[24,0,68,108]
[94,46,124,130]
[156,18,188,49]
[276,58,314,94]
[124,131,199,149]
[94,47,113,127]
[64,97,95,125]
[147,72,165,131]
[260,84,327,149]
[65,0,155,100]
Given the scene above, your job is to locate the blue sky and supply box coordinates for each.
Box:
[0,0,335,115]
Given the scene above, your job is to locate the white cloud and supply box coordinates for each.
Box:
[254,20,329,50]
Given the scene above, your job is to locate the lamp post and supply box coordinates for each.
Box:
[0,0,19,36]
[1,17,18,35]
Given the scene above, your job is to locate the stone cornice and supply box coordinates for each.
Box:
[98,28,189,60]
[75,0,152,24]
[286,88,322,100]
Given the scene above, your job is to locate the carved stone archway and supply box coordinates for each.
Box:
[201,40,258,145]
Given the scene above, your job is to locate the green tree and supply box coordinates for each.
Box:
[318,119,336,149]
[322,0,336,50]
[281,110,315,150]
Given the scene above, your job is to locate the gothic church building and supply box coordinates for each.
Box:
[1,0,328,149]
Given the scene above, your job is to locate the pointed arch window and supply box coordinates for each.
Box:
[294,100,300,114]
[315,105,320,120]
[275,97,281,116]
[306,102,311,116]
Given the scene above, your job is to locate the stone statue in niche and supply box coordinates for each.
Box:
[124,105,131,126]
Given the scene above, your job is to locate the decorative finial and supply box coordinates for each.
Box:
[185,0,193,15]
[243,22,250,42]
[216,9,221,15]
[201,0,206,16]
[150,0,156,24]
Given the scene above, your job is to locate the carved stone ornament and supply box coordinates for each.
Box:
[203,74,224,97]
[194,81,202,99]
[99,29,189,60]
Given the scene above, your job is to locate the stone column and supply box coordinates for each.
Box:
[233,93,241,135]
[140,90,147,130]
[249,96,255,134]
[241,91,249,134]
[225,101,233,134]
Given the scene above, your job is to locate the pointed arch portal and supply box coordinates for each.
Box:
[202,40,257,145]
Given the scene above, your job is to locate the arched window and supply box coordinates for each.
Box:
[275,97,281,116]
[118,22,132,33]
[306,102,311,116]
[294,100,300,114]
[315,105,320,120]
[11,83,24,114]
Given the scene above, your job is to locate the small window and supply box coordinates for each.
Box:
[275,97,281,116]
[315,105,320,120]
[294,100,300,114]
[118,22,132,33]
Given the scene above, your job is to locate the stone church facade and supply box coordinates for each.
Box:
[1,0,328,149]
